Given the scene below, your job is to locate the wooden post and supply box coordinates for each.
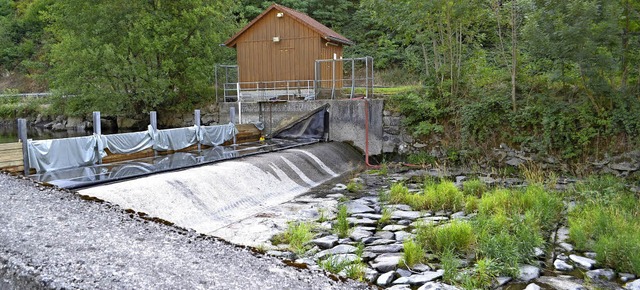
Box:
[92,111,102,164]
[17,118,30,176]
[150,111,157,157]
[194,109,201,152]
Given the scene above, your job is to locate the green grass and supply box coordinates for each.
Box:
[346,181,363,193]
[378,206,392,227]
[569,191,640,275]
[400,239,426,268]
[416,219,476,256]
[368,163,388,175]
[423,181,465,212]
[460,258,500,290]
[440,249,461,284]
[407,152,436,165]
[462,179,487,197]
[272,221,315,255]
[334,204,351,238]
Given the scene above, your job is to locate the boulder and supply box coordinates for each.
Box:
[585,269,615,281]
[417,282,461,290]
[536,276,586,290]
[391,210,421,220]
[524,283,542,290]
[370,253,402,272]
[626,279,640,290]
[554,259,574,272]
[569,254,596,269]
[349,227,373,242]
[377,271,396,286]
[311,235,338,249]
[366,243,404,253]
[518,265,541,282]
[345,201,375,214]
[382,225,408,232]
[620,273,636,283]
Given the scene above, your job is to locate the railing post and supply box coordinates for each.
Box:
[229,107,237,145]
[194,109,201,152]
[17,118,29,175]
[150,111,158,156]
[93,111,102,164]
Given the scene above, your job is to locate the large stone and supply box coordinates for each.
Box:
[554,259,574,272]
[368,239,395,246]
[352,213,382,220]
[391,210,421,220]
[406,270,445,285]
[536,276,587,290]
[382,225,408,232]
[559,242,574,252]
[610,162,639,172]
[349,227,373,242]
[315,244,357,259]
[569,254,597,269]
[387,285,411,290]
[626,279,640,290]
[496,277,512,286]
[347,217,377,226]
[620,273,636,283]
[375,231,395,240]
[418,282,461,290]
[518,265,541,282]
[394,231,412,242]
[506,157,525,167]
[370,253,402,272]
[357,269,375,284]
[322,254,359,265]
[396,268,413,277]
[311,235,338,249]
[586,269,615,281]
[524,283,542,290]
[366,243,404,253]
[345,202,375,214]
[377,271,396,286]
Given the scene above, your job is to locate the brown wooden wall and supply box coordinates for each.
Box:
[0,142,24,172]
[235,9,344,87]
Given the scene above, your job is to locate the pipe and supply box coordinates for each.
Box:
[358,97,422,169]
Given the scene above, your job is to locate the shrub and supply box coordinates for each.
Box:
[400,239,426,268]
[571,174,628,203]
[416,220,476,256]
[334,204,351,238]
[462,179,487,197]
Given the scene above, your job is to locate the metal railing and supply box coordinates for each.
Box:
[223,80,315,103]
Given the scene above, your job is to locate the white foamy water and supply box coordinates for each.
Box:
[78,143,361,236]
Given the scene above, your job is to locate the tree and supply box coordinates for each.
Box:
[45,0,239,117]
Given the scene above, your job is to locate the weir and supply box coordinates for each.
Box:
[77,141,362,234]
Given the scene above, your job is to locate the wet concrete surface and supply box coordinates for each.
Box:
[0,173,371,289]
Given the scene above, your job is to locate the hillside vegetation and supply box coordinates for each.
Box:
[1,0,639,160]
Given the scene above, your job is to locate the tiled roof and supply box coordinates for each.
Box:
[224,4,353,47]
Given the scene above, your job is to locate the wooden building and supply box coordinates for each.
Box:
[224,4,353,90]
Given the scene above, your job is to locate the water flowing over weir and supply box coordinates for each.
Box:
[77,142,362,234]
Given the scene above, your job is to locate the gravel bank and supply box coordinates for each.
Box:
[0,173,371,289]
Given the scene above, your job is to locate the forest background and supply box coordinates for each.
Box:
[1,0,639,161]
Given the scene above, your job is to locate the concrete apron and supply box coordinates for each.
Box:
[78,142,362,246]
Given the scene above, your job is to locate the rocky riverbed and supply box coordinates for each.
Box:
[0,172,371,290]
[253,167,640,290]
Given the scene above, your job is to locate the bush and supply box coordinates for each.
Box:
[416,220,476,256]
[400,239,426,268]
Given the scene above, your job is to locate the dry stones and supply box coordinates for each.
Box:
[311,235,338,249]
[536,276,587,290]
[554,259,574,271]
[314,244,357,259]
[569,254,597,269]
[586,269,615,281]
[625,279,640,290]
[518,265,541,282]
[370,254,402,272]
[391,210,421,220]
[345,202,375,214]
[377,271,396,286]
[366,243,404,253]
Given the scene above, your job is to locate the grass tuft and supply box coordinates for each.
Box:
[400,239,426,268]
[462,179,487,197]
[334,204,351,238]
[416,220,475,256]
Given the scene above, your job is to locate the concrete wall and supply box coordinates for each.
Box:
[218,99,384,155]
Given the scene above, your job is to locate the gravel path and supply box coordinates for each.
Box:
[0,173,371,290]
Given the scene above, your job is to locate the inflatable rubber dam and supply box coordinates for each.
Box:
[77,141,362,235]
